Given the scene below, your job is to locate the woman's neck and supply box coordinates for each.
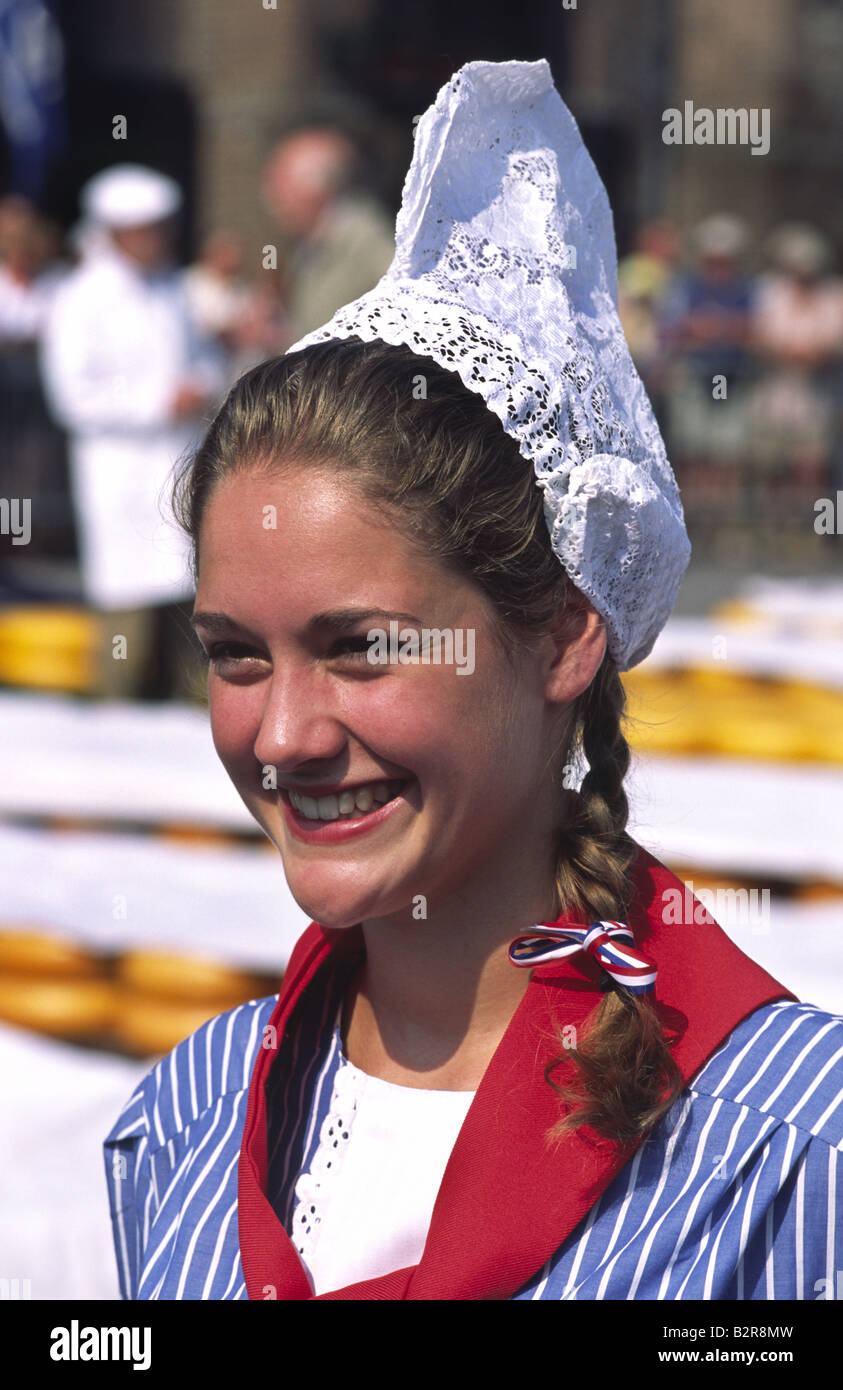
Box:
[341,862,562,1090]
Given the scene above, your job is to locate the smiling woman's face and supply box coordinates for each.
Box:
[193,464,565,930]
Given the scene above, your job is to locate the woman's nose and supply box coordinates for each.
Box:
[253,666,347,775]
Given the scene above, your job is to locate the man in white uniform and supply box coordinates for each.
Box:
[41,165,224,695]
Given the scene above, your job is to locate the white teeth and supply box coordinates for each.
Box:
[290,780,402,821]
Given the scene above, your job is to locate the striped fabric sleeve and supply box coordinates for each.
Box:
[103,1076,156,1300]
[517,1001,843,1300]
[102,996,279,1300]
[689,1000,843,1301]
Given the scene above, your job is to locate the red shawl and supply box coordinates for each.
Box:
[238,848,795,1299]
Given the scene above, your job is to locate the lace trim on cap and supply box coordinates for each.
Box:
[290,59,691,669]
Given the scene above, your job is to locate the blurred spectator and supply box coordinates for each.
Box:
[749,223,843,504]
[41,165,226,698]
[233,271,292,370]
[659,214,755,517]
[183,230,252,358]
[618,218,680,420]
[0,196,66,339]
[0,196,70,559]
[261,126,394,342]
[184,229,293,376]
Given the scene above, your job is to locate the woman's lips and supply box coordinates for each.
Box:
[279,781,412,844]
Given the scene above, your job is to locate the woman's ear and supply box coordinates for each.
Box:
[544,597,607,707]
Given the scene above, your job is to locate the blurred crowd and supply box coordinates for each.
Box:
[0,128,394,699]
[1,125,842,702]
[618,213,843,523]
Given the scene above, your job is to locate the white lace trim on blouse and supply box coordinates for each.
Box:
[290,1013,476,1296]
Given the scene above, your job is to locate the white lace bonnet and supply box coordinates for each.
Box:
[289,59,690,670]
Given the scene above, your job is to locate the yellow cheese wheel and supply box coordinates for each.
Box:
[622,671,690,700]
[158,824,243,849]
[708,600,765,626]
[0,608,100,691]
[0,646,96,691]
[117,949,265,1005]
[627,713,711,755]
[777,679,843,709]
[0,607,100,651]
[796,883,843,903]
[624,674,706,755]
[625,661,843,763]
[0,929,101,978]
[0,975,116,1037]
[710,704,816,761]
[679,873,750,896]
[684,668,772,697]
[113,992,239,1058]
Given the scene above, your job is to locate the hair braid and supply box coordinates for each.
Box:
[557,659,635,921]
[546,660,683,1144]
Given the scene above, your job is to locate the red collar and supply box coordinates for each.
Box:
[238,848,795,1300]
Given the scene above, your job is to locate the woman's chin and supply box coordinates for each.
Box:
[286,874,413,932]
[282,873,367,928]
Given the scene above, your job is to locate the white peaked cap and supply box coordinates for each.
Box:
[81,164,182,228]
[289,60,691,670]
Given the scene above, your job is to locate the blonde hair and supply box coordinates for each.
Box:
[173,338,682,1144]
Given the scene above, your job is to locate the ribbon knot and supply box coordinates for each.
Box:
[509,919,657,995]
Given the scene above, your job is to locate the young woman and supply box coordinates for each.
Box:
[104,61,842,1302]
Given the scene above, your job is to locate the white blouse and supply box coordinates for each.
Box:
[289,1024,476,1296]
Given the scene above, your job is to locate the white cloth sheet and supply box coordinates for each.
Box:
[0,1022,149,1300]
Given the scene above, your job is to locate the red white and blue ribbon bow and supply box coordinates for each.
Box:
[509,920,657,995]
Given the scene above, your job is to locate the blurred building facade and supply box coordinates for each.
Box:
[568,0,843,251]
[41,0,843,265]
[2,0,840,624]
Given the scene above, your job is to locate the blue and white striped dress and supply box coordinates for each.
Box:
[104,992,843,1300]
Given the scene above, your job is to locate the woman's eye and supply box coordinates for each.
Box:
[199,636,380,669]
[330,635,376,661]
[203,641,265,665]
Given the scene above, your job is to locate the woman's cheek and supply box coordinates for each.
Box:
[337,673,439,746]
[208,680,262,781]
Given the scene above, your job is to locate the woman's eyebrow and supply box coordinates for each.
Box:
[189,608,424,636]
[309,608,424,634]
[190,611,242,634]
